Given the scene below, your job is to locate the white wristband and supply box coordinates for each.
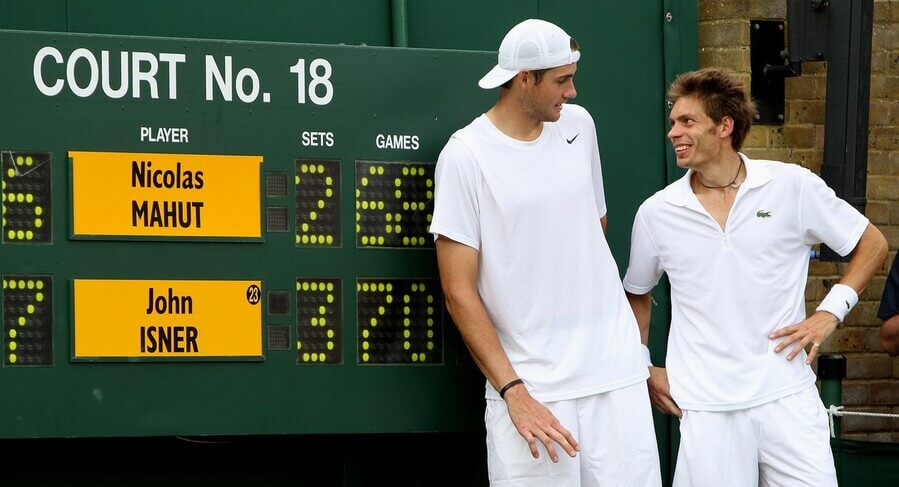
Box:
[815,283,858,323]
[641,344,653,367]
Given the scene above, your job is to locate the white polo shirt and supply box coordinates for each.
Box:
[623,155,868,411]
[430,104,648,402]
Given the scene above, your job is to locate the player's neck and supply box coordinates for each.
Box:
[486,96,543,142]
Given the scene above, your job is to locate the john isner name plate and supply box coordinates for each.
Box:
[73,279,263,360]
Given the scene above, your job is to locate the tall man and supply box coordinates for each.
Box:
[430,19,660,487]
[624,68,888,486]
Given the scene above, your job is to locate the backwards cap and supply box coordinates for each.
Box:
[478,19,580,89]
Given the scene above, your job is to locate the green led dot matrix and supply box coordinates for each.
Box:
[296,160,340,247]
[355,161,434,248]
[357,278,441,364]
[2,151,51,243]
[3,275,52,366]
[296,278,341,364]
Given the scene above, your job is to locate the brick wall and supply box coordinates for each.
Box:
[698,0,899,441]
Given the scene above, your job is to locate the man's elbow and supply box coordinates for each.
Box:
[864,224,889,263]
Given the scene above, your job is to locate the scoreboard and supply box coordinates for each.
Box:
[0,29,493,438]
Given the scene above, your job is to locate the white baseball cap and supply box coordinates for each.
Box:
[478,19,581,89]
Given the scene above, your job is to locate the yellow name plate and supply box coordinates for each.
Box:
[73,279,263,359]
[70,151,263,238]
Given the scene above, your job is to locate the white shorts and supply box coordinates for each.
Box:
[674,385,837,487]
[485,381,661,487]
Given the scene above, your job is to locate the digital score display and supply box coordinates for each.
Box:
[2,151,51,243]
[295,160,340,247]
[296,278,341,364]
[355,161,434,248]
[3,275,52,366]
[357,278,441,364]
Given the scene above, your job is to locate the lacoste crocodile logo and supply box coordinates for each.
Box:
[756,210,772,218]
[566,134,579,144]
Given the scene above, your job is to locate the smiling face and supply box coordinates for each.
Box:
[667,95,732,170]
[521,63,578,122]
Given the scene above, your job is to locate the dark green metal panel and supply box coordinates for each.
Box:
[406,0,539,50]
[69,0,393,45]
[0,0,67,31]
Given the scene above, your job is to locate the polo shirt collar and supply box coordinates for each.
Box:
[663,153,773,207]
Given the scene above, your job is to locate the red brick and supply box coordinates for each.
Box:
[869,100,894,125]
[827,329,867,352]
[743,126,767,148]
[865,329,886,352]
[699,0,749,20]
[790,148,822,169]
[843,383,870,406]
[847,354,894,379]
[870,380,899,404]
[872,23,899,49]
[698,48,750,71]
[809,260,841,276]
[786,100,826,124]
[783,125,816,147]
[867,151,899,175]
[871,51,897,75]
[871,76,899,99]
[868,176,899,200]
[700,21,749,47]
[867,202,891,225]
[748,1,786,18]
[875,1,892,23]
[785,77,818,100]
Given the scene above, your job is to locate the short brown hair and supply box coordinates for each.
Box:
[502,37,580,88]
[667,68,757,151]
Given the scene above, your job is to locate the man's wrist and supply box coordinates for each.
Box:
[816,283,858,324]
[499,378,524,399]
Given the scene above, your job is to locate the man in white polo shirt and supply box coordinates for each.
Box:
[430,19,660,486]
[624,67,888,486]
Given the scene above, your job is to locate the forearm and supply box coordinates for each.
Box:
[882,315,899,356]
[445,287,518,390]
[626,291,653,344]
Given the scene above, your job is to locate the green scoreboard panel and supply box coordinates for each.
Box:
[0,29,493,439]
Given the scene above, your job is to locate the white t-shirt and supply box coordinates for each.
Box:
[623,155,868,411]
[430,104,648,402]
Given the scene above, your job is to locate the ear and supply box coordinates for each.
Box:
[516,70,531,87]
[718,116,735,139]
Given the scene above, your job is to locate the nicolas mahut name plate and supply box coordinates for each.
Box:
[73,279,263,360]
[70,151,263,239]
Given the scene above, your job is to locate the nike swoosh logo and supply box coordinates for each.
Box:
[566,134,579,144]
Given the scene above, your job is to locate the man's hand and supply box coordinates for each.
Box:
[503,385,579,463]
[647,366,682,418]
[769,311,839,364]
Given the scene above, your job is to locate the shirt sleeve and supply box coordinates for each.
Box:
[799,170,869,256]
[879,256,899,320]
[428,137,481,250]
[622,207,664,294]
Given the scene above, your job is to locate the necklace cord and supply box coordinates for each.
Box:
[697,159,744,189]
